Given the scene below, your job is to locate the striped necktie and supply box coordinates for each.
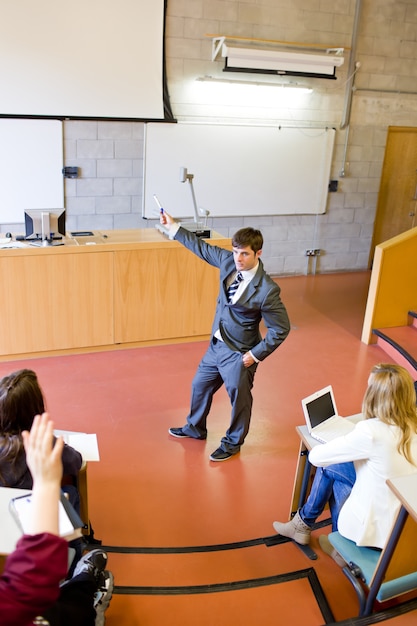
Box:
[227,272,243,303]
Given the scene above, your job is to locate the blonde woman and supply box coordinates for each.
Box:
[273,364,417,555]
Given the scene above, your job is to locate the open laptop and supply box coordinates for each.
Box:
[301,385,356,443]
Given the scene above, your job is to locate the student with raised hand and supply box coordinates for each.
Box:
[0,368,84,571]
[0,413,68,625]
[273,364,417,561]
[0,412,113,626]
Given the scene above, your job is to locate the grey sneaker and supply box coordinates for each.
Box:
[94,570,114,626]
[72,549,108,583]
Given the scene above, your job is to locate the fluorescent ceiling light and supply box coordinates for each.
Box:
[196,76,313,93]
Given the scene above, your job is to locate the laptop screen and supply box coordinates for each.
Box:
[304,389,336,429]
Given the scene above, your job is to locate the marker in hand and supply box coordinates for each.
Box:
[154,194,169,226]
[153,195,164,215]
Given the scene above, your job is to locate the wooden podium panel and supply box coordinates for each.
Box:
[0,229,231,359]
[0,251,114,355]
[114,246,220,343]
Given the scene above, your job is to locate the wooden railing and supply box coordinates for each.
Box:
[361,227,417,344]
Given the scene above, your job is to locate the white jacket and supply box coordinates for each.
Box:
[308,418,417,548]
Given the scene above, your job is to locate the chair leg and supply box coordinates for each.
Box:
[342,565,367,616]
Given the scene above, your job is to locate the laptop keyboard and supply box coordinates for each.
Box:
[313,420,355,443]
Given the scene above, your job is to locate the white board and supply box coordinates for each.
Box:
[0,119,64,224]
[143,123,335,218]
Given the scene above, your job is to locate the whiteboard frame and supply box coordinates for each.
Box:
[143,123,335,219]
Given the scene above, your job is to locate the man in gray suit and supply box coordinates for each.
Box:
[161,211,290,462]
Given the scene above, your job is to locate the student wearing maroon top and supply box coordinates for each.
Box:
[0,413,113,626]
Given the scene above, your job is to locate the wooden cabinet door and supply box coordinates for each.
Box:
[370,126,417,264]
[113,247,220,343]
[0,251,114,355]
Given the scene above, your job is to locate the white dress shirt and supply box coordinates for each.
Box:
[215,265,259,361]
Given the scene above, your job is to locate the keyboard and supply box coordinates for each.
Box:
[311,419,355,444]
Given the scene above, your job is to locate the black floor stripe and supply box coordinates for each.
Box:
[308,567,335,625]
[92,533,289,554]
[113,566,335,624]
[113,568,311,595]
[323,595,417,625]
[89,519,332,555]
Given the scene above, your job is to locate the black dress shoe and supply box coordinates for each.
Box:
[168,427,207,440]
[168,427,190,438]
[209,447,238,461]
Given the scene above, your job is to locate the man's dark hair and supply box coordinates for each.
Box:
[232,228,263,253]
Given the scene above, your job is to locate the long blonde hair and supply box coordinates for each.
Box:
[362,363,417,464]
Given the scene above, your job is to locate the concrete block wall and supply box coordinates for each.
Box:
[3,0,417,276]
[162,0,417,275]
[63,121,145,233]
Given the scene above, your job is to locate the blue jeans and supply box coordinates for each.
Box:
[300,462,356,531]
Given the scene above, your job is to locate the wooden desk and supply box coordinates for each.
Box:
[289,425,318,519]
[289,416,362,519]
[0,229,231,359]
[387,474,417,523]
[384,474,417,579]
[0,486,80,575]
[362,472,417,610]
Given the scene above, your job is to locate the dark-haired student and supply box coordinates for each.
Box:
[0,412,113,626]
[160,210,290,461]
[0,369,82,491]
[0,369,83,569]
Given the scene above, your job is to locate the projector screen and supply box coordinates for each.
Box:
[0,0,172,120]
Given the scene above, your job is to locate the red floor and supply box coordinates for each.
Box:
[2,271,417,625]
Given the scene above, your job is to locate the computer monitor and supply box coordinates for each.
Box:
[24,208,66,242]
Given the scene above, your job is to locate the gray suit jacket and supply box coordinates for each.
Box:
[174,227,290,361]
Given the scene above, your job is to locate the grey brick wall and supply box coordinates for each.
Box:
[63,121,144,232]
[162,0,417,275]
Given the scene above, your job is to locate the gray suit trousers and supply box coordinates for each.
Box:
[181,338,257,453]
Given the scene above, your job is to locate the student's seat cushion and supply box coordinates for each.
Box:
[328,532,417,602]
